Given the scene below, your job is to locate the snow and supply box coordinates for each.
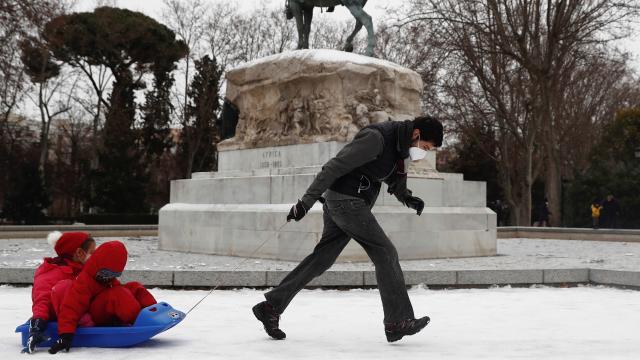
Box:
[3,285,640,359]
[6,237,640,272]
[231,49,414,74]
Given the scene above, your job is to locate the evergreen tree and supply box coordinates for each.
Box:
[4,161,51,224]
[91,69,148,213]
[182,55,223,177]
[44,7,188,213]
[141,65,176,162]
[140,63,177,210]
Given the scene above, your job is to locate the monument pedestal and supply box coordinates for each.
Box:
[159,143,496,261]
[158,50,496,261]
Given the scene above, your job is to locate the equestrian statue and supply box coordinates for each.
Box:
[286,0,376,57]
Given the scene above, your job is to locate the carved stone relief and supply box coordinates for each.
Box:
[218,50,423,151]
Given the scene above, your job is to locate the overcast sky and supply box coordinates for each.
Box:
[16,0,636,120]
[78,0,388,21]
[92,0,639,69]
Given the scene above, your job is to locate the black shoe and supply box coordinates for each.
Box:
[253,301,286,340]
[385,316,430,342]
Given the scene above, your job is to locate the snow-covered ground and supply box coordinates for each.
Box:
[3,285,640,359]
[4,237,640,271]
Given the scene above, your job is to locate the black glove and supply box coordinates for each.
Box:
[48,333,73,354]
[287,199,309,222]
[404,196,424,216]
[21,318,50,354]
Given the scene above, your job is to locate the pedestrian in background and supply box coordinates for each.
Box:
[601,194,621,228]
[591,200,602,229]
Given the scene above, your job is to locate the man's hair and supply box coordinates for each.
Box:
[413,115,443,147]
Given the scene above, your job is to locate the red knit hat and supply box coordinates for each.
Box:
[47,231,90,257]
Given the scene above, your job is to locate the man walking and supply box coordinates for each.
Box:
[253,116,443,342]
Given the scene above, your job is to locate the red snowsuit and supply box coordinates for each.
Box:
[56,241,156,335]
[31,257,83,321]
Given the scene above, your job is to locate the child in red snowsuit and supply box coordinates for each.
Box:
[24,232,95,354]
[48,240,156,354]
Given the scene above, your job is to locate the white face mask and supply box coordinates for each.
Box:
[409,133,428,161]
[409,146,428,161]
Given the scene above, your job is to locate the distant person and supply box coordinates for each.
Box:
[534,199,551,227]
[491,199,505,226]
[591,201,602,229]
[601,194,621,228]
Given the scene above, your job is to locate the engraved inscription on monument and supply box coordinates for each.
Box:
[260,150,283,169]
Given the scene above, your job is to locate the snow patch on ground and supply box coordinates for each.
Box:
[2,286,640,359]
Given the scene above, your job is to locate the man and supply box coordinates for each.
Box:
[253,116,443,343]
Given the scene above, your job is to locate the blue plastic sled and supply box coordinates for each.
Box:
[16,302,185,348]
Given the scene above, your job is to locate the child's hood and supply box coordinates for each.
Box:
[83,240,128,277]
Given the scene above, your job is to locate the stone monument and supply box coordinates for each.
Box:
[159,49,496,261]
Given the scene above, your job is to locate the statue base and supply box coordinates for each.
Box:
[159,143,496,261]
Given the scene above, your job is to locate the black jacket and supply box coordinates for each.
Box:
[301,120,414,207]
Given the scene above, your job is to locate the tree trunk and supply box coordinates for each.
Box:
[540,80,562,227]
[544,152,562,226]
[499,139,534,226]
[186,132,196,179]
[37,82,49,180]
[184,56,193,180]
[91,93,102,170]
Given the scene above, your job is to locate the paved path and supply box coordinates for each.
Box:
[1,237,639,287]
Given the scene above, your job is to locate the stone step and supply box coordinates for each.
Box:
[159,204,496,261]
[171,173,485,207]
[6,268,622,287]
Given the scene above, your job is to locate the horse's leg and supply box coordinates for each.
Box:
[303,6,313,49]
[343,0,375,56]
[290,1,305,49]
[343,20,362,53]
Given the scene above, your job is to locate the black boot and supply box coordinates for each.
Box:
[384,316,430,343]
[253,301,286,340]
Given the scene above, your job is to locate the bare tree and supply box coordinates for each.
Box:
[17,0,73,180]
[22,59,80,178]
[93,0,117,7]
[392,1,542,224]
[50,106,92,217]
[0,17,25,126]
[205,4,350,72]
[162,0,210,131]
[399,0,640,225]
[552,49,638,177]
[69,64,111,168]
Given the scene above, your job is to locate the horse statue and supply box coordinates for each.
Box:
[286,0,375,57]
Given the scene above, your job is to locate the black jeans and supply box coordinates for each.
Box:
[265,198,415,323]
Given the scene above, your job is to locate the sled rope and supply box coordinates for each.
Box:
[185,221,289,315]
